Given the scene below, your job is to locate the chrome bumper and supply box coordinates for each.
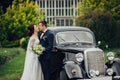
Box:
[91,76,112,80]
[114,76,120,79]
[78,76,112,80]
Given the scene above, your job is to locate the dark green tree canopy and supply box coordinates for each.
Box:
[76,0,119,48]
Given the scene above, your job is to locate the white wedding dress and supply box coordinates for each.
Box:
[21,37,44,80]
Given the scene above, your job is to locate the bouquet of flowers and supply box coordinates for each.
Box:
[32,44,45,55]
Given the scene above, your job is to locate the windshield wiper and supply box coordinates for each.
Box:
[58,36,66,42]
[73,34,80,41]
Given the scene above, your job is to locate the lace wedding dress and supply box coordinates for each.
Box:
[21,37,44,80]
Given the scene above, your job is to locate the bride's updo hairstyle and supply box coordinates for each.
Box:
[27,24,34,36]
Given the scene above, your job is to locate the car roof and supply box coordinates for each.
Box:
[48,26,91,32]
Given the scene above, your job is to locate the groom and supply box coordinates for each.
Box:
[38,21,54,80]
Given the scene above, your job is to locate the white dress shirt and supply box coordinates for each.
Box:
[40,29,47,39]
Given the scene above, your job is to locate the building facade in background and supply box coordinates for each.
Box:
[36,0,81,26]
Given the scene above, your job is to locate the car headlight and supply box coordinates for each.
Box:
[75,53,83,62]
[89,70,96,77]
[89,70,100,77]
[107,52,115,61]
[107,68,113,76]
[96,70,100,76]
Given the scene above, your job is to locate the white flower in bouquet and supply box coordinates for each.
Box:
[32,44,45,55]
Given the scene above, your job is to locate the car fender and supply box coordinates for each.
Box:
[64,61,83,79]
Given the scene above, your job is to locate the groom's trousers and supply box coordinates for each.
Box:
[40,59,51,80]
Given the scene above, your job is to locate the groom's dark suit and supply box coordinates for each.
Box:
[38,29,54,80]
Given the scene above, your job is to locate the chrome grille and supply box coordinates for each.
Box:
[84,48,105,77]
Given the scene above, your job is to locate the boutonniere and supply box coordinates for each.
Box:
[42,36,47,40]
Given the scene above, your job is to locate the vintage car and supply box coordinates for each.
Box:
[49,26,112,80]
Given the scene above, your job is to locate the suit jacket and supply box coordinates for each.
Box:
[38,30,54,60]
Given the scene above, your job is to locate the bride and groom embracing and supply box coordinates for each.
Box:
[21,21,54,80]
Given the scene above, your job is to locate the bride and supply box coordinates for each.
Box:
[21,24,44,80]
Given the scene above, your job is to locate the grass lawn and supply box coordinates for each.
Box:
[0,48,25,80]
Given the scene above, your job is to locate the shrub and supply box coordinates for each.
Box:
[20,37,29,50]
[76,9,117,49]
[0,48,20,65]
[0,0,44,46]
[2,40,19,48]
[0,55,7,64]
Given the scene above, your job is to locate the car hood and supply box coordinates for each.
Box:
[56,46,94,53]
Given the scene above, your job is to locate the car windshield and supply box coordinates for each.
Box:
[56,31,94,44]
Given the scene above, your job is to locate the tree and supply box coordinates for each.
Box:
[77,0,120,17]
[1,0,44,42]
[102,0,120,47]
[0,6,7,47]
[76,0,101,15]
[0,0,13,13]
[76,9,116,48]
[75,0,119,48]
